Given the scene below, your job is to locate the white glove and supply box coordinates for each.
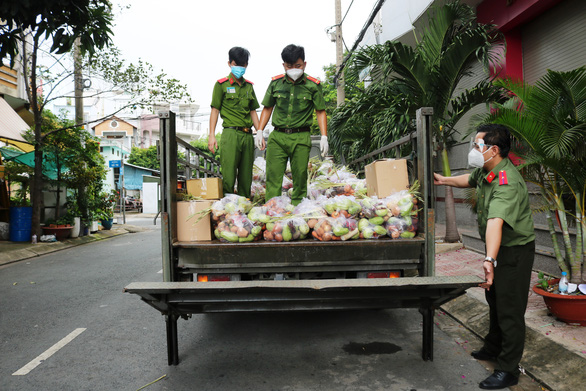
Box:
[255,130,265,150]
[320,135,329,157]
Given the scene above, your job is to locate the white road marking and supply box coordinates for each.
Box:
[12,328,86,376]
[157,269,163,274]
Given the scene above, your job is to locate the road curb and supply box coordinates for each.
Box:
[0,228,129,267]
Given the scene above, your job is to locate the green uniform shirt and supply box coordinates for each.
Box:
[211,75,259,128]
[468,158,535,247]
[261,74,326,128]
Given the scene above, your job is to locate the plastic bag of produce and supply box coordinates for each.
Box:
[311,216,359,241]
[263,195,294,217]
[211,194,253,222]
[292,197,327,232]
[253,156,266,182]
[263,217,310,242]
[321,195,362,218]
[359,196,390,219]
[214,213,262,243]
[357,216,388,239]
[384,190,416,217]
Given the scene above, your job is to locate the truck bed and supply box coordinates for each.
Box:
[174,236,426,274]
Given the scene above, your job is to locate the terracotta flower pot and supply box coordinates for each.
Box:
[532,278,586,326]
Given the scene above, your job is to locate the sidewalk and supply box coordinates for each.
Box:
[1,220,584,390]
[435,227,586,391]
[0,222,148,267]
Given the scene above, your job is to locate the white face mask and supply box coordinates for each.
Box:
[468,140,494,168]
[286,68,304,81]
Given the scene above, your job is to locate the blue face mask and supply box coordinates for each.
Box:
[231,66,246,79]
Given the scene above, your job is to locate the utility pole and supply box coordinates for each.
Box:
[335,0,345,107]
[73,37,89,234]
[73,37,83,126]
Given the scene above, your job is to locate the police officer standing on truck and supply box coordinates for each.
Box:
[256,44,328,205]
[209,47,260,198]
[434,124,535,390]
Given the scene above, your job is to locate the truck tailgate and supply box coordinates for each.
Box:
[124,275,482,364]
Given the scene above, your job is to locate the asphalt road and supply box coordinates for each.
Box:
[0,217,524,391]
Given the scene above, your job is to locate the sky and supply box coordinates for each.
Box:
[110,0,378,128]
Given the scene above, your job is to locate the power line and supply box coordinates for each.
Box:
[334,0,387,86]
[341,0,355,26]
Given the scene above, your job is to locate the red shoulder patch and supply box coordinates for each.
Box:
[272,74,285,81]
[306,75,320,84]
[217,77,228,83]
[245,79,254,85]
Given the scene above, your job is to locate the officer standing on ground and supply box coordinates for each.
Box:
[209,47,260,198]
[434,124,535,390]
[256,44,328,205]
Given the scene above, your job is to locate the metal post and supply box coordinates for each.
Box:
[419,304,434,361]
[335,0,345,107]
[416,108,435,277]
[166,314,179,365]
[121,153,126,224]
[159,111,177,283]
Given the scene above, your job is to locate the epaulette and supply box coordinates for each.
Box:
[272,74,285,81]
[306,75,320,84]
[245,79,254,85]
[217,77,229,83]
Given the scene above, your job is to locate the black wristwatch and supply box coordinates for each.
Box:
[484,256,497,267]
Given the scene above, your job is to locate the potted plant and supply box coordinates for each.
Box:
[41,216,73,241]
[96,190,117,230]
[483,66,586,325]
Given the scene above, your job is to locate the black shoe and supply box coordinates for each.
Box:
[471,348,497,361]
[479,370,519,390]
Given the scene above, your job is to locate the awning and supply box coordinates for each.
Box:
[0,147,68,180]
[0,97,33,152]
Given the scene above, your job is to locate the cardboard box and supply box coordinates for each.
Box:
[176,200,214,241]
[186,177,223,200]
[365,159,410,198]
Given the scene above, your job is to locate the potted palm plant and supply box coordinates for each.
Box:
[483,66,586,325]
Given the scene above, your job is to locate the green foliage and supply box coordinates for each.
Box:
[92,189,117,221]
[481,67,586,283]
[309,63,364,136]
[190,135,221,161]
[128,146,159,170]
[330,0,504,164]
[0,0,114,64]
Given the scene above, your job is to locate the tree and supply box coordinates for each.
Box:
[483,67,586,284]
[1,0,114,236]
[0,0,113,64]
[127,146,160,170]
[2,2,192,236]
[310,63,364,136]
[330,1,504,242]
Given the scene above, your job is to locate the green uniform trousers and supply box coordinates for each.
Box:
[483,240,535,376]
[219,128,254,198]
[265,130,311,205]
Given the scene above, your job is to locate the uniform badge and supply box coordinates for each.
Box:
[486,171,496,183]
[227,87,236,94]
[499,170,508,185]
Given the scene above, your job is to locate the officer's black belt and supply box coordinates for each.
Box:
[275,127,310,134]
[224,126,252,133]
